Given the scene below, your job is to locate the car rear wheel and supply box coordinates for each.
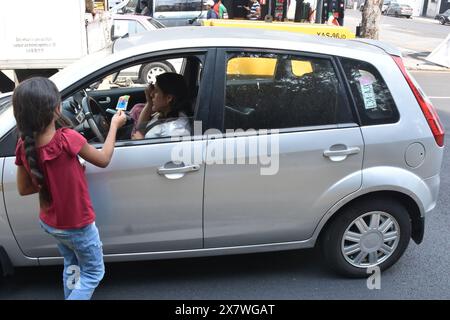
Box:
[440,17,446,25]
[321,198,411,278]
[139,61,176,84]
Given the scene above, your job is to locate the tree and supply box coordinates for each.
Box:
[360,0,383,39]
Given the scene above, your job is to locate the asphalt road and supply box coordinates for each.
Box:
[1,71,450,300]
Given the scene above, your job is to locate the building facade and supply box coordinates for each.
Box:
[423,0,450,16]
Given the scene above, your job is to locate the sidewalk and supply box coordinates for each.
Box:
[344,9,449,72]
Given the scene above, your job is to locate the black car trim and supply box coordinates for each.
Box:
[0,128,18,158]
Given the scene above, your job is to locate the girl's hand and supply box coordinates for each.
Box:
[111,110,127,129]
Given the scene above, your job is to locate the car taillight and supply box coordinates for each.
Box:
[392,55,445,147]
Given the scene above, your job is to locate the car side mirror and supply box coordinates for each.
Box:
[111,25,119,41]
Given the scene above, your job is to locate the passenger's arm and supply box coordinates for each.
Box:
[131,131,145,140]
[135,84,155,129]
[79,110,127,168]
[135,103,153,131]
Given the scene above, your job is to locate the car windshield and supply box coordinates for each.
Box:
[0,94,12,116]
[147,18,165,29]
[444,9,450,16]
[401,4,411,8]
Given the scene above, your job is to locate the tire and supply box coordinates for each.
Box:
[395,12,399,17]
[321,197,411,278]
[406,15,412,19]
[440,17,446,25]
[139,61,175,84]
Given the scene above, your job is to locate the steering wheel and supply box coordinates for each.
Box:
[81,94,109,143]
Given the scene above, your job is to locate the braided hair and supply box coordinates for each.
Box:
[12,77,67,207]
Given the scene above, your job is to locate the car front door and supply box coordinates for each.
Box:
[2,51,214,258]
[203,49,364,248]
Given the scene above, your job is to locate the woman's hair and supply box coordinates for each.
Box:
[13,77,64,206]
[155,72,191,119]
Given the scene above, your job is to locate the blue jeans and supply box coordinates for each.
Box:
[39,220,105,300]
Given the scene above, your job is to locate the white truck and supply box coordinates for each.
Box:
[0,0,113,92]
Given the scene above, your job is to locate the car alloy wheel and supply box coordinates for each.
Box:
[321,197,411,277]
[146,66,167,83]
[341,211,400,268]
[139,62,175,84]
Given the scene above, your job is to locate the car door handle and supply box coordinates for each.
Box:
[98,97,111,104]
[157,164,200,175]
[323,147,361,158]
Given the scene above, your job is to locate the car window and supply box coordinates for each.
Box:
[0,127,18,157]
[112,19,146,38]
[0,95,12,115]
[224,52,353,131]
[61,54,205,144]
[155,0,202,12]
[147,18,165,28]
[339,57,399,125]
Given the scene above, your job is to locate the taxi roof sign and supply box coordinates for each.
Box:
[201,19,355,40]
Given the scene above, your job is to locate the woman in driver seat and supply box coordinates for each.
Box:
[131,73,191,140]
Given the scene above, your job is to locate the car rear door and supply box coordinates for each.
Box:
[202,49,364,247]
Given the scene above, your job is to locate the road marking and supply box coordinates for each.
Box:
[429,97,450,99]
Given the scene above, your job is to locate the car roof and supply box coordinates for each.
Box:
[113,26,394,56]
[53,26,400,92]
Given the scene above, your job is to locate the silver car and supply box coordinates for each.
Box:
[0,27,444,278]
[111,14,183,83]
[385,3,413,18]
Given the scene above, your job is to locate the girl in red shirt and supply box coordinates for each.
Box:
[13,77,126,300]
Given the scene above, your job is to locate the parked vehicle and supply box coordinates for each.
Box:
[386,3,413,18]
[108,0,124,9]
[0,27,444,278]
[435,9,450,25]
[110,0,139,14]
[112,0,205,26]
[382,0,396,14]
[111,14,182,83]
